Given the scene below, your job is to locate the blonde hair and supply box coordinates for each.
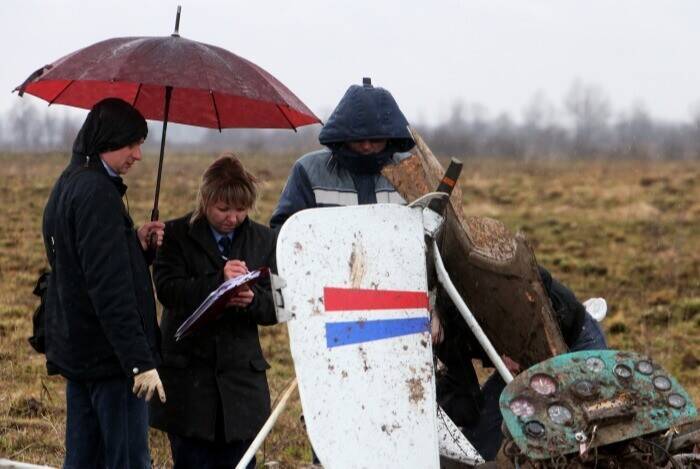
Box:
[190,153,258,224]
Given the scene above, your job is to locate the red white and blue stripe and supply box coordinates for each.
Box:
[323,287,430,348]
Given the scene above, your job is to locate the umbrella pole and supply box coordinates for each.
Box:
[151,85,173,222]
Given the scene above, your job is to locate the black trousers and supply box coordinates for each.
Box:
[168,395,255,469]
[168,433,255,469]
[64,376,150,469]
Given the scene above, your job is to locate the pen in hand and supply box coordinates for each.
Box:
[223,260,253,307]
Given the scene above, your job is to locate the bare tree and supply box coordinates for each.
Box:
[486,112,523,158]
[690,103,700,158]
[8,100,41,151]
[57,112,81,150]
[614,104,655,159]
[429,100,472,156]
[42,112,60,150]
[522,91,563,160]
[564,80,611,158]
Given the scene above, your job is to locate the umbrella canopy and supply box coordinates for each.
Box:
[15,7,320,224]
[15,35,319,130]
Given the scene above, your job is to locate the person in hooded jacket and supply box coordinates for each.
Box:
[270,79,606,461]
[42,97,166,468]
[270,78,413,229]
[270,78,491,461]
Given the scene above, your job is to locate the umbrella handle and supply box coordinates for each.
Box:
[147,210,159,251]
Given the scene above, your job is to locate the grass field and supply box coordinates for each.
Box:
[1,151,699,467]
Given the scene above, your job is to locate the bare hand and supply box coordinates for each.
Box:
[132,368,166,402]
[223,260,248,281]
[227,287,254,308]
[137,221,165,250]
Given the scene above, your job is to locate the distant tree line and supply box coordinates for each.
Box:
[3,80,700,160]
[420,82,700,161]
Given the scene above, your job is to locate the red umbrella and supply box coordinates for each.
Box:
[15,7,320,221]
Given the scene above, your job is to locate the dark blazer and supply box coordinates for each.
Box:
[42,153,160,381]
[149,214,277,442]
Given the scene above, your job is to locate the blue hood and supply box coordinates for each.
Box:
[318,78,415,152]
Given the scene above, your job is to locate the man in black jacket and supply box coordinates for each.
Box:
[42,98,166,469]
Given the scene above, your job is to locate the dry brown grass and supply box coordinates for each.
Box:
[1,152,699,467]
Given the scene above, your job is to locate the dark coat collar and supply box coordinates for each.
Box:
[69,152,127,196]
[187,215,251,267]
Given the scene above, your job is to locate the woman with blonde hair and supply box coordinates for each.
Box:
[150,153,276,468]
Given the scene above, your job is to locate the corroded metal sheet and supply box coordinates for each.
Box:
[499,350,698,460]
[382,130,567,368]
[277,204,440,469]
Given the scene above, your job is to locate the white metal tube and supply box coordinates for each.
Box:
[235,378,298,469]
[0,460,55,469]
[431,240,513,383]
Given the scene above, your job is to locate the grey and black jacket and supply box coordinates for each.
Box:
[269,149,409,229]
[270,79,416,229]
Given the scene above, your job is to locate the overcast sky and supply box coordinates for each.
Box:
[2,0,700,126]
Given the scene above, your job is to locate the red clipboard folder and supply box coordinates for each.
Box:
[175,267,269,341]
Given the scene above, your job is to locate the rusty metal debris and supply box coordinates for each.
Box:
[382,130,567,368]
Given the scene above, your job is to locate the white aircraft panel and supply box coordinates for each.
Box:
[277,204,439,469]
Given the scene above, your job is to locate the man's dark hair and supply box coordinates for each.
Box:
[73,98,148,158]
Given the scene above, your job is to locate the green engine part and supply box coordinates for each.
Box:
[499,349,697,460]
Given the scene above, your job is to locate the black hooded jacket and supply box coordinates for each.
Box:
[270,79,415,228]
[318,79,414,152]
[41,99,159,381]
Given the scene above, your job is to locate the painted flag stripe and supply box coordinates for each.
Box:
[324,287,428,311]
[325,318,429,348]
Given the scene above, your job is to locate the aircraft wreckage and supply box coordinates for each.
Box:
[235,131,700,469]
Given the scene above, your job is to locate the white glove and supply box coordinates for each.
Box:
[583,297,607,322]
[132,368,166,403]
